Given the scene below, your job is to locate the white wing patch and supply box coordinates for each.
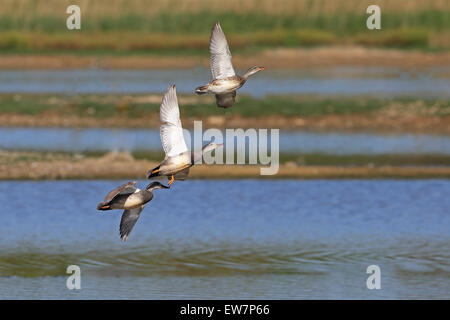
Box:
[160,124,188,158]
[159,85,188,158]
[209,22,235,80]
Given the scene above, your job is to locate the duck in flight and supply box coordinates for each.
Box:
[97,181,169,242]
[195,22,264,108]
[147,85,223,185]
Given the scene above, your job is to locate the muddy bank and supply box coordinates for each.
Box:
[1,112,449,134]
[1,47,449,70]
[1,151,448,180]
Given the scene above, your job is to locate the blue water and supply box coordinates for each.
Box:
[1,180,449,299]
[0,67,449,97]
[1,127,449,154]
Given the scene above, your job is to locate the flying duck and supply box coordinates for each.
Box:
[195,22,264,108]
[147,85,223,185]
[97,181,169,242]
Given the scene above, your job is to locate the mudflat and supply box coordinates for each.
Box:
[1,47,449,70]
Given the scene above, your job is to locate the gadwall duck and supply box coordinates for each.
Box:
[97,181,169,241]
[147,85,223,185]
[195,22,264,108]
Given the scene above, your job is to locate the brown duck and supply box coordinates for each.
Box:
[195,22,264,108]
[147,85,223,185]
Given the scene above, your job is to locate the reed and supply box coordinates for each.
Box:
[1,94,448,118]
[0,0,448,51]
[2,149,450,169]
[1,0,446,17]
[0,10,448,33]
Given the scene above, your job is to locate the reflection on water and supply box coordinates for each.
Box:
[0,180,449,299]
[0,67,449,97]
[1,127,449,154]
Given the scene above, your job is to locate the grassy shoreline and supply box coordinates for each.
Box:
[3,150,450,167]
[1,3,449,52]
[1,150,449,180]
[1,94,448,133]
[0,47,449,70]
[1,29,446,54]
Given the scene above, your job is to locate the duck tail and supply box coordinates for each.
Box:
[195,85,209,95]
[147,165,161,179]
[97,202,111,211]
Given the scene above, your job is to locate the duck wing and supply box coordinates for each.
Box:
[159,85,188,158]
[120,205,144,242]
[173,167,190,180]
[210,22,235,80]
[98,181,137,209]
[215,91,236,108]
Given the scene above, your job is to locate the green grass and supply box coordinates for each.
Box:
[213,96,386,118]
[0,10,448,52]
[0,95,55,114]
[131,150,450,166]
[8,150,450,167]
[0,31,440,54]
[1,11,448,34]
[278,153,450,166]
[0,94,448,118]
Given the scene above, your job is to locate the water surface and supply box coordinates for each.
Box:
[1,67,449,97]
[1,180,449,299]
[1,127,449,155]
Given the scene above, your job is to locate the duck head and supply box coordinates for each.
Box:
[243,66,265,79]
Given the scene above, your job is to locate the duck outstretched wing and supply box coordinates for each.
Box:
[215,91,236,108]
[97,181,137,209]
[120,205,145,242]
[210,22,235,80]
[174,167,190,180]
[159,85,189,158]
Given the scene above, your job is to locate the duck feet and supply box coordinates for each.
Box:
[168,175,175,186]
